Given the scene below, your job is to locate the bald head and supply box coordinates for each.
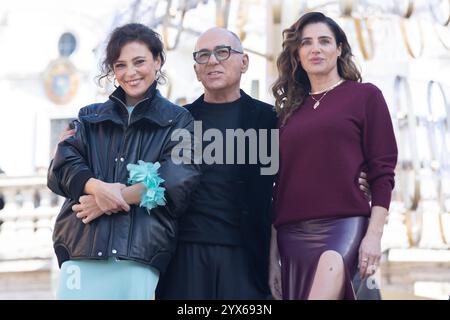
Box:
[195,27,243,52]
[193,27,249,103]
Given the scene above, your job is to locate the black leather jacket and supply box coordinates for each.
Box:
[48,83,200,273]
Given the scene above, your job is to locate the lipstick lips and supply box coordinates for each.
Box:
[126,78,143,85]
[309,57,324,64]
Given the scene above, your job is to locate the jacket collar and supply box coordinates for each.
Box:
[89,81,172,127]
[109,80,157,111]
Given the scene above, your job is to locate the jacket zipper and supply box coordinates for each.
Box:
[110,95,150,126]
[110,95,150,180]
[108,95,150,257]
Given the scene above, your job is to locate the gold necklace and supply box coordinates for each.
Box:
[309,79,344,110]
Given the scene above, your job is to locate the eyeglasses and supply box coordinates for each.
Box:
[193,45,243,64]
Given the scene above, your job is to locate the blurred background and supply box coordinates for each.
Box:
[0,0,449,300]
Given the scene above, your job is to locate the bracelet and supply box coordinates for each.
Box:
[127,160,166,212]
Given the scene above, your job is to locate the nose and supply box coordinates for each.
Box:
[311,40,321,53]
[126,65,138,76]
[207,53,220,65]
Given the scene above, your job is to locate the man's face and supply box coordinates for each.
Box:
[193,30,248,95]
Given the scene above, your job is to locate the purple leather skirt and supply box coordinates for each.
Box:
[277,216,368,300]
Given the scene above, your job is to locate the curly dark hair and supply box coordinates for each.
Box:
[98,23,167,86]
[272,12,361,125]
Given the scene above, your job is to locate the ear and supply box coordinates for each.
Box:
[337,43,342,58]
[193,64,201,81]
[241,53,249,73]
[154,55,162,71]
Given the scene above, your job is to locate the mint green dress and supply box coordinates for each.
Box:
[57,258,159,300]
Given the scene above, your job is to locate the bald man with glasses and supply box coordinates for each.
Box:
[155,27,278,300]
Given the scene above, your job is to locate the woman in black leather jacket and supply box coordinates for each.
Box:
[48,23,200,299]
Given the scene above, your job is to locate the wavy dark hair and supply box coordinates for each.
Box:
[98,23,167,86]
[272,12,361,125]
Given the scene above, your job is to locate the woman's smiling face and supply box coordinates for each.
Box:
[113,41,161,105]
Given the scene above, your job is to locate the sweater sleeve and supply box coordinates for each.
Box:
[362,87,398,210]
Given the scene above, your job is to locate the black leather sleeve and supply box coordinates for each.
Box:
[47,109,95,200]
[158,110,201,219]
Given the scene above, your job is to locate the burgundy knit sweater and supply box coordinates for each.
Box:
[273,80,398,227]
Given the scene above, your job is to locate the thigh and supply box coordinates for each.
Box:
[277,216,368,300]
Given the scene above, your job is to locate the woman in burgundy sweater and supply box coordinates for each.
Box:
[269,12,397,300]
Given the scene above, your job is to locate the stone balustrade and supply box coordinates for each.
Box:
[0,175,63,261]
[0,175,449,299]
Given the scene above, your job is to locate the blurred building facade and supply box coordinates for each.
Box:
[0,0,449,299]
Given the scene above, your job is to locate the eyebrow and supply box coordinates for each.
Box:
[300,36,333,41]
[114,56,146,63]
[197,45,231,51]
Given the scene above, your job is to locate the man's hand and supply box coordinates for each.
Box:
[72,195,112,224]
[52,126,76,158]
[59,127,76,143]
[358,172,371,201]
[269,226,282,300]
[269,260,282,300]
